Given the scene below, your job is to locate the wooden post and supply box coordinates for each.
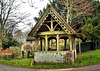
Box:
[57,35,59,51]
[0,39,2,50]
[42,39,45,51]
[22,51,24,58]
[51,17,54,31]
[50,40,52,49]
[90,54,93,64]
[48,39,50,50]
[30,58,34,65]
[79,39,81,62]
[56,39,57,50]
[73,37,77,59]
[35,37,38,51]
[67,0,69,24]
[45,35,48,51]
[64,38,67,50]
[40,38,42,51]
[69,35,72,51]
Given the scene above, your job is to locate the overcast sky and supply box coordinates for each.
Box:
[17,0,49,32]
[17,0,100,32]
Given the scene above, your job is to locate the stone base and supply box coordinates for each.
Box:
[34,51,75,63]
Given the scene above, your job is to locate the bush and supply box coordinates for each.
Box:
[23,44,33,52]
[30,51,34,58]
[9,46,21,59]
[0,49,12,60]
[66,43,70,50]
[9,46,20,52]
[2,40,19,50]
[0,48,10,54]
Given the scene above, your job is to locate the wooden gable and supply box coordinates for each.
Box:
[28,5,76,37]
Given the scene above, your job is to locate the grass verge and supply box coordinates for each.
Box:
[0,50,100,69]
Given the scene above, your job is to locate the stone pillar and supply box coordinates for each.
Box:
[45,35,48,51]
[35,37,38,51]
[57,35,59,51]
[40,38,42,51]
[69,35,72,51]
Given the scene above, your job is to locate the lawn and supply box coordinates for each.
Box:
[0,50,100,69]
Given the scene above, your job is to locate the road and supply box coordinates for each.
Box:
[0,64,100,71]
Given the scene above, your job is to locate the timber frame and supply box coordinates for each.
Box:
[27,5,80,62]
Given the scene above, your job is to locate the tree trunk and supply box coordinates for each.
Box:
[0,39,2,50]
[79,39,81,62]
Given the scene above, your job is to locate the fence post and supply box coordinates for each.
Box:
[90,54,93,64]
[22,51,24,58]
[27,51,30,58]
[12,49,14,59]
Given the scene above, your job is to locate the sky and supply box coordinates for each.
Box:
[17,0,50,32]
[17,0,100,32]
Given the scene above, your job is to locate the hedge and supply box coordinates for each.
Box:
[76,42,96,53]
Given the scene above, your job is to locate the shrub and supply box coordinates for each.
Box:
[9,46,21,53]
[37,45,41,51]
[0,49,11,60]
[9,46,21,58]
[30,51,34,58]
[66,43,70,50]
[23,45,31,52]
[2,40,19,50]
[0,48,10,54]
[24,45,32,51]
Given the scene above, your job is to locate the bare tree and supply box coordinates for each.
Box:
[0,0,32,48]
[56,0,94,24]
[20,0,42,8]
[0,0,31,37]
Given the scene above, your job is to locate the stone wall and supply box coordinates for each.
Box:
[34,51,75,63]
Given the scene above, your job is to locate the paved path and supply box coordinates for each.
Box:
[0,64,100,71]
[0,64,38,71]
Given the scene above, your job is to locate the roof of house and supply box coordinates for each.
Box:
[29,5,76,35]
[27,5,81,41]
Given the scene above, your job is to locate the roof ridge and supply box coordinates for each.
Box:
[28,4,76,36]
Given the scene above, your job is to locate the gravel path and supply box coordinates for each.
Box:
[0,64,100,71]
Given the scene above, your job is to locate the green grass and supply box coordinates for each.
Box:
[0,58,31,67]
[0,50,100,69]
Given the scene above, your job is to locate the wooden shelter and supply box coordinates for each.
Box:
[27,5,79,63]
